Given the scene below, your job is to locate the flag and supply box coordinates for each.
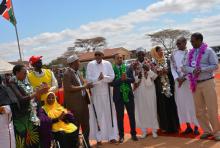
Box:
[0,0,16,25]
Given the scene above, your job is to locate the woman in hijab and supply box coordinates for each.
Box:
[42,92,78,148]
[151,46,180,133]
[0,76,16,148]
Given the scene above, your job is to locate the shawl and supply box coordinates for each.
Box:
[42,92,77,133]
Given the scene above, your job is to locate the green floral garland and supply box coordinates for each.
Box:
[113,64,130,103]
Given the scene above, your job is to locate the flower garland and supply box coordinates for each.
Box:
[155,58,172,98]
[131,59,152,89]
[15,77,40,126]
[112,64,130,103]
[188,43,207,92]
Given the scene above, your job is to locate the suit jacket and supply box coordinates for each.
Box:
[110,65,135,103]
[63,67,90,111]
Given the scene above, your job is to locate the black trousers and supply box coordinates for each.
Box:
[114,98,136,138]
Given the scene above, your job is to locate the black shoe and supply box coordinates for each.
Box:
[182,127,193,134]
[131,135,138,141]
[119,137,124,143]
[109,139,117,144]
[200,133,212,139]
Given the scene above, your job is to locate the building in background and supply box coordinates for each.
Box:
[78,47,131,77]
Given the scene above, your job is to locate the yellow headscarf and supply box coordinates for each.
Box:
[42,92,77,133]
[150,47,165,65]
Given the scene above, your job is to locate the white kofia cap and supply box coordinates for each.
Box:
[67,54,79,64]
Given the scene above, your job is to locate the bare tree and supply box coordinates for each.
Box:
[74,36,107,52]
[147,29,191,56]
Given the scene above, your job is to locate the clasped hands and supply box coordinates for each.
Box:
[157,68,168,76]
[176,77,186,88]
[193,67,201,76]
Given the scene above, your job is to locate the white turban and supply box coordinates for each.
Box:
[136,47,145,53]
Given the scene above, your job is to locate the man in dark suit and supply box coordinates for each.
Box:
[63,54,93,148]
[111,54,138,143]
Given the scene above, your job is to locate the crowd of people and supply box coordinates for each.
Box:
[0,32,220,148]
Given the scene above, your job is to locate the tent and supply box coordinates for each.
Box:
[0,59,14,74]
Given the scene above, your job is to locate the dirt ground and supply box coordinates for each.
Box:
[90,65,220,148]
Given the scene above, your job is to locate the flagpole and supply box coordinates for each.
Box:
[14,24,22,61]
[11,0,22,61]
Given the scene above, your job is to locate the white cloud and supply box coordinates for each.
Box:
[0,0,220,63]
[147,0,220,13]
[173,14,220,46]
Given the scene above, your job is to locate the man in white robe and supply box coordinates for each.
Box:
[86,50,118,145]
[132,47,159,138]
[170,37,199,135]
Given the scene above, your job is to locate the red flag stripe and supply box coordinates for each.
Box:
[2,8,9,20]
[6,0,11,9]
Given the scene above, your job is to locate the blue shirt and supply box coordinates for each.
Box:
[183,47,219,81]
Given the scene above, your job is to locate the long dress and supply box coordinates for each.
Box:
[0,105,16,148]
[134,69,159,130]
[153,59,180,133]
[86,60,118,141]
[170,50,199,126]
[10,77,40,148]
[0,83,16,148]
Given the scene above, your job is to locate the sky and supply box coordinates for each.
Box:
[1,0,220,63]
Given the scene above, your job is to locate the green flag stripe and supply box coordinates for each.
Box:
[8,7,16,25]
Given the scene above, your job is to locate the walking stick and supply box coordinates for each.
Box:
[87,89,101,131]
[108,84,114,128]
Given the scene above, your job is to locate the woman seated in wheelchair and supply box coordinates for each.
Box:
[42,92,78,148]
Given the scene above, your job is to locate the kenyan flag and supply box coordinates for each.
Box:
[0,0,16,25]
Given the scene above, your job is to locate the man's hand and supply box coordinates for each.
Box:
[121,73,127,81]
[193,67,201,75]
[0,106,6,114]
[84,82,94,89]
[98,72,104,81]
[177,77,186,88]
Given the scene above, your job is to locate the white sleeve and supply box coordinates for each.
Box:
[170,58,179,80]
[49,71,58,92]
[103,62,115,83]
[86,62,98,82]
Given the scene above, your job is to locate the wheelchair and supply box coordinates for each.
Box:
[50,131,88,148]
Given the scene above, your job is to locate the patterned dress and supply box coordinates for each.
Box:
[10,77,40,148]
